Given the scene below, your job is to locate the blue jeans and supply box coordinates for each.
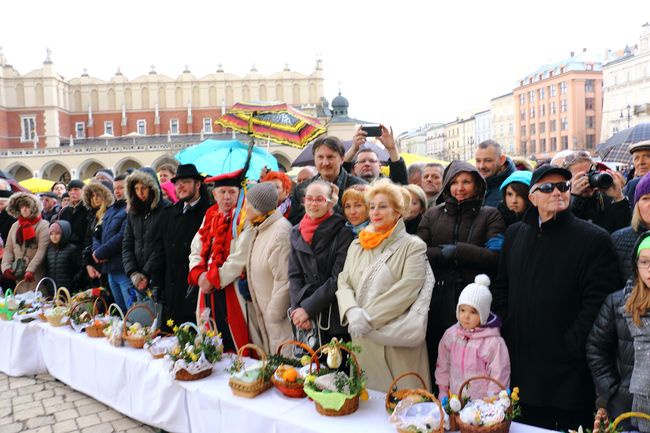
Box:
[108,272,141,312]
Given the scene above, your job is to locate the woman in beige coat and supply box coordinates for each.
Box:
[241,182,293,353]
[1,193,50,293]
[336,179,435,392]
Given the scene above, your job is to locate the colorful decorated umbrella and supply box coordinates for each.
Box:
[175,139,278,181]
[215,102,326,149]
[19,177,54,193]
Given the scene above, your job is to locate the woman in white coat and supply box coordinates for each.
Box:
[336,179,435,392]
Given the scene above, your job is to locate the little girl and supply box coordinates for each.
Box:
[435,274,510,399]
[624,233,650,433]
[46,220,80,294]
[497,171,532,227]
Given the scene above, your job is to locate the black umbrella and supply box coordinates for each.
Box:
[597,123,650,164]
[291,140,390,167]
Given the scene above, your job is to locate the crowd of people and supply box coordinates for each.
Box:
[1,127,650,432]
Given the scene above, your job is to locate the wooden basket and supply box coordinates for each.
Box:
[392,388,445,433]
[45,287,71,327]
[69,299,96,332]
[85,297,109,338]
[229,343,272,398]
[271,340,320,399]
[122,303,158,349]
[308,342,361,416]
[386,372,431,414]
[455,376,511,433]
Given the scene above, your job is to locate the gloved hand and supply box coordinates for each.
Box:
[3,269,15,281]
[24,271,35,282]
[130,272,147,290]
[237,279,252,302]
[346,307,373,338]
[440,244,457,260]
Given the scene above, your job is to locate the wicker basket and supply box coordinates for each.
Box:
[105,303,126,346]
[45,287,71,327]
[307,342,361,416]
[69,299,97,332]
[270,340,320,399]
[391,388,445,433]
[455,376,511,433]
[228,343,272,398]
[386,372,432,414]
[122,303,158,349]
[611,411,650,432]
[173,322,216,381]
[85,298,109,338]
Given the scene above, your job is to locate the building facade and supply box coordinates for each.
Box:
[601,23,650,141]
[457,116,476,162]
[425,123,446,159]
[398,125,429,156]
[490,93,516,155]
[513,50,603,160]
[0,50,325,180]
[474,110,491,146]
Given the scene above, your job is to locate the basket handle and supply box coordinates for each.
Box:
[92,297,108,316]
[55,287,71,307]
[3,288,14,299]
[123,302,155,324]
[385,371,429,409]
[14,280,29,294]
[309,342,360,378]
[178,321,201,334]
[68,299,94,322]
[237,343,267,367]
[35,277,57,298]
[276,340,321,370]
[108,303,125,321]
[611,412,650,432]
[457,375,507,406]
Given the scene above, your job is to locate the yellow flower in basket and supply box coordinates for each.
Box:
[167,319,174,327]
[512,387,520,401]
[206,330,215,338]
[190,353,199,362]
[172,346,181,356]
[173,325,179,333]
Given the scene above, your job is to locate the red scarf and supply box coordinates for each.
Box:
[17,216,41,245]
[298,211,332,245]
[188,204,249,350]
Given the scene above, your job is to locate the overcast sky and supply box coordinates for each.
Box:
[1,0,647,135]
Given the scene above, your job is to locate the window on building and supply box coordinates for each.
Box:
[560,82,567,94]
[520,108,526,120]
[586,64,594,71]
[550,84,557,97]
[540,138,546,152]
[137,119,146,135]
[75,122,85,139]
[550,120,557,132]
[520,125,526,137]
[550,101,556,115]
[170,119,179,135]
[530,139,536,151]
[585,79,595,92]
[586,116,595,129]
[561,117,569,130]
[104,121,113,136]
[519,94,525,105]
[586,134,595,148]
[539,104,545,117]
[585,98,594,110]
[539,88,545,100]
[530,106,535,118]
[561,99,568,112]
[540,122,546,134]
[530,123,536,135]
[20,116,36,142]
[203,117,212,133]
[529,91,535,104]
[520,140,527,156]
[551,136,557,151]
[562,135,569,149]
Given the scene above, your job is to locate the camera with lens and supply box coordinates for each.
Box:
[587,165,614,189]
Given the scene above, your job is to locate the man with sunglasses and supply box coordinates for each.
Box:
[564,151,630,233]
[492,164,621,430]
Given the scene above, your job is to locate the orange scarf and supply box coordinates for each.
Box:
[359,224,396,250]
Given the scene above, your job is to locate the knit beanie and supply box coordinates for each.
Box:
[247,182,278,214]
[457,274,493,325]
[634,173,650,206]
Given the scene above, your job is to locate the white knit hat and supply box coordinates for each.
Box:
[457,274,493,325]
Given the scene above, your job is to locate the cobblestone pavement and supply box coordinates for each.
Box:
[0,372,157,433]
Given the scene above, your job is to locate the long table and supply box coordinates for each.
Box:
[0,319,553,433]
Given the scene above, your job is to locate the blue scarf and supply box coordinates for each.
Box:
[345,220,370,237]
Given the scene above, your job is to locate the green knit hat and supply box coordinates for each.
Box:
[637,236,650,258]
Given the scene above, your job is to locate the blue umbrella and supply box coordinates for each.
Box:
[175,139,278,181]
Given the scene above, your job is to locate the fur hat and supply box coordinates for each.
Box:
[6,192,42,219]
[457,274,493,325]
[246,182,278,214]
[82,182,115,210]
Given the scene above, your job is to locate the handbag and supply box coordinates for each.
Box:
[11,258,27,280]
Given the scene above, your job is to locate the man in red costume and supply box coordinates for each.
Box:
[188,169,249,352]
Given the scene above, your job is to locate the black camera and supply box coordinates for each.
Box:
[587,166,614,189]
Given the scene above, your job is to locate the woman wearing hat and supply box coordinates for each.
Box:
[497,170,533,226]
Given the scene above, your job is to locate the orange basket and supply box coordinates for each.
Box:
[271,340,320,399]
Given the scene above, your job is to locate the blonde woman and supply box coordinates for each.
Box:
[82,182,114,283]
[336,178,434,392]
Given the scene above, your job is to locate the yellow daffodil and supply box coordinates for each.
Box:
[360,388,369,401]
[172,346,180,356]
[305,374,316,384]
[206,330,215,338]
[190,353,199,362]
[166,319,174,327]
[173,325,179,333]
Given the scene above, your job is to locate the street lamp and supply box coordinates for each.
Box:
[620,104,632,128]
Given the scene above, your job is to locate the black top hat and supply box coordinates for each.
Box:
[171,164,205,183]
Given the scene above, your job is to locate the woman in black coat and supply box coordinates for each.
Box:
[288,180,354,347]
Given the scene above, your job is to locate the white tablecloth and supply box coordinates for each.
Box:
[0,320,556,433]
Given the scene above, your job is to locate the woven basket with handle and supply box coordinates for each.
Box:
[85,297,109,338]
[455,376,512,433]
[271,340,320,398]
[45,287,71,327]
[228,343,272,398]
[122,303,158,348]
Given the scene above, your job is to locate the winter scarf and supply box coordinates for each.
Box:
[359,223,397,250]
[17,215,42,244]
[298,211,333,245]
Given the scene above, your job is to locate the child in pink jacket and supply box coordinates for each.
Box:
[435,274,510,399]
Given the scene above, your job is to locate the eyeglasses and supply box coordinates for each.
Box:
[531,180,571,194]
[638,258,650,270]
[305,195,328,204]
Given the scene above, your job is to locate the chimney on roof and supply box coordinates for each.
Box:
[570,51,575,57]
[583,48,587,53]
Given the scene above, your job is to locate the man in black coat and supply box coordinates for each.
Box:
[159,164,211,328]
[492,165,622,431]
[57,179,89,247]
